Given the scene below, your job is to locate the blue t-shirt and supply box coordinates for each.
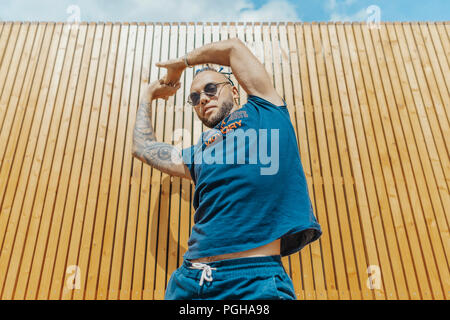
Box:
[181,94,322,260]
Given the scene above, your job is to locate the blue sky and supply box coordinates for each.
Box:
[0,0,448,22]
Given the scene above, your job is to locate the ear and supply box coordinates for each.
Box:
[231,86,239,99]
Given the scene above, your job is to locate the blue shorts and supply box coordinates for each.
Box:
[164,255,297,300]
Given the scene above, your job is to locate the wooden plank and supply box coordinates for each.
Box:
[423,23,450,121]
[43,23,99,300]
[11,21,79,300]
[94,23,129,300]
[0,22,70,300]
[151,23,172,301]
[384,22,438,300]
[292,23,315,301]
[267,23,294,281]
[178,22,195,268]
[70,23,113,300]
[380,24,448,298]
[0,22,28,190]
[114,23,145,301]
[311,23,353,300]
[355,22,419,299]
[280,22,305,298]
[415,23,450,252]
[394,22,447,299]
[12,22,63,299]
[302,23,331,300]
[0,23,12,74]
[130,23,155,301]
[329,23,387,299]
[7,22,55,300]
[321,23,374,300]
[190,22,203,235]
[141,23,164,301]
[164,22,183,294]
[286,22,308,300]
[105,23,138,300]
[402,23,450,298]
[0,22,20,134]
[82,23,121,300]
[0,24,35,170]
[411,23,449,154]
[0,22,39,299]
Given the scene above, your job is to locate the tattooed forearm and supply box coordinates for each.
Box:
[132,95,191,180]
[133,100,156,150]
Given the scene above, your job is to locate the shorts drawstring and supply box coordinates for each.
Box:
[189,262,217,286]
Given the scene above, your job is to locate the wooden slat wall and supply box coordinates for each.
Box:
[0,21,448,300]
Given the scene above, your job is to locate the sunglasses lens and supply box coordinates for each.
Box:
[204,83,217,94]
[189,83,218,106]
[189,93,200,106]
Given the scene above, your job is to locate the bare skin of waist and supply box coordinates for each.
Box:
[190,238,281,263]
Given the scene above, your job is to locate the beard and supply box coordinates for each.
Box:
[201,99,234,128]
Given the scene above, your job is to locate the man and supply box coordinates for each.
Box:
[132,38,322,300]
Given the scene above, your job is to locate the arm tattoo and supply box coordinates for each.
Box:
[133,100,156,147]
[133,98,185,175]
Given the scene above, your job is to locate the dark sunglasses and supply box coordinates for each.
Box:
[188,81,231,106]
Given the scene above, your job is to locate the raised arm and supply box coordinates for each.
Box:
[132,80,192,180]
[156,38,284,107]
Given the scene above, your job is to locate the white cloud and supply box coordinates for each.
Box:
[329,8,367,22]
[324,0,369,22]
[0,0,300,22]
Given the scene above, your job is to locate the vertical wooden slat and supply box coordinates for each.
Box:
[83,23,121,300]
[0,22,40,299]
[0,22,21,134]
[70,22,113,300]
[178,22,195,269]
[356,22,423,299]
[393,22,448,299]
[16,22,62,299]
[117,23,146,301]
[130,22,154,301]
[286,22,308,300]
[12,21,79,300]
[48,23,100,300]
[142,22,161,301]
[107,22,138,300]
[151,22,171,300]
[302,23,330,300]
[279,22,303,297]
[330,23,388,300]
[354,22,414,299]
[384,22,435,300]
[95,23,129,300]
[9,22,55,300]
[312,22,353,300]
[3,22,71,300]
[163,21,181,295]
[293,23,316,301]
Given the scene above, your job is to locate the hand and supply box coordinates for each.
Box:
[155,57,186,86]
[147,79,181,101]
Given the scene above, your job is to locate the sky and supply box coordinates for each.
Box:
[0,0,448,22]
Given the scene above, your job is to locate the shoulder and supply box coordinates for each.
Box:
[246,93,287,108]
